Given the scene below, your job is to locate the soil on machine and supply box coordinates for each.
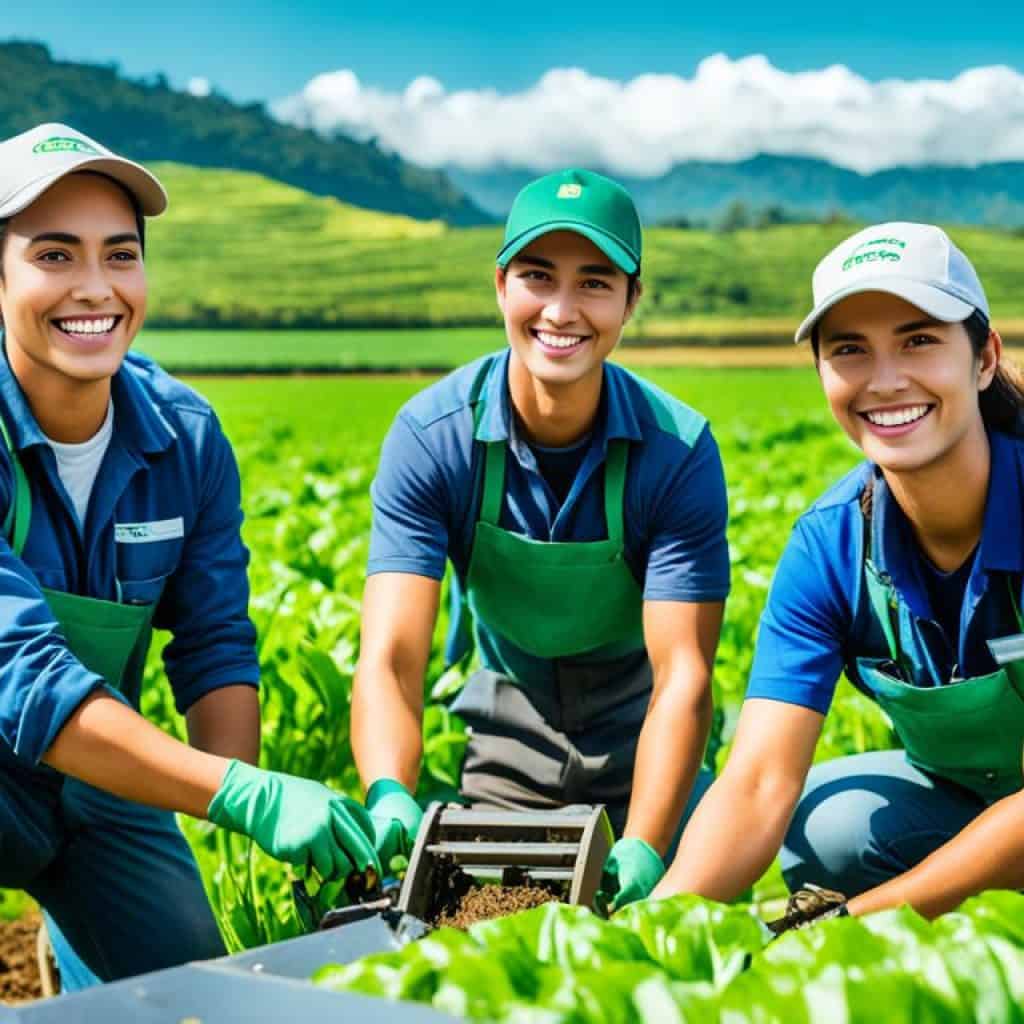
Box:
[0,911,45,1004]
[427,860,561,930]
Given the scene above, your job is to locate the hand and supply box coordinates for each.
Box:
[764,883,849,936]
[208,760,381,881]
[366,778,423,872]
[595,837,665,915]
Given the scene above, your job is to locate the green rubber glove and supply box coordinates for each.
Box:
[208,760,381,882]
[366,778,423,872]
[595,837,665,915]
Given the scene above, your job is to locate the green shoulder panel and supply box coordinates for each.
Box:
[625,368,707,447]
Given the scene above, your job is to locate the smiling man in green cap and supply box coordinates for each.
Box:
[352,169,730,911]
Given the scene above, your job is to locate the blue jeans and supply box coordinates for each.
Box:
[781,749,989,896]
[0,745,224,991]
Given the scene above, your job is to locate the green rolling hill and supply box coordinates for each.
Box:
[139,164,1024,336]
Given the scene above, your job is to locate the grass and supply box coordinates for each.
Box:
[142,163,1024,332]
[186,365,830,447]
[135,328,508,372]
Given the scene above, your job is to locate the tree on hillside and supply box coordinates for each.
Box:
[715,199,751,233]
[0,41,490,226]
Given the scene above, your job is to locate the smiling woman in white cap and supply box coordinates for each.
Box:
[653,222,1024,928]
[0,124,381,989]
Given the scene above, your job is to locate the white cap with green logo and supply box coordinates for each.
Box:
[795,222,989,343]
[0,123,167,220]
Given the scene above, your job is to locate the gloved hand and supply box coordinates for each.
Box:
[208,760,381,882]
[366,777,423,872]
[594,837,664,915]
[764,883,849,937]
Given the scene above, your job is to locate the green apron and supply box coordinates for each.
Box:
[464,382,643,661]
[858,492,1024,802]
[1,417,154,700]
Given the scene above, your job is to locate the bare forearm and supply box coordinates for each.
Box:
[624,682,712,856]
[185,684,261,764]
[849,791,1024,920]
[653,771,796,901]
[351,659,423,792]
[43,692,228,818]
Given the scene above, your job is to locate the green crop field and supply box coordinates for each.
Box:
[8,366,1024,1019]
[141,164,1024,336]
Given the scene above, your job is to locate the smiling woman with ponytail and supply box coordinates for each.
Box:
[653,222,1024,931]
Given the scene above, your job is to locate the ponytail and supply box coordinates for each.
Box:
[964,311,1024,435]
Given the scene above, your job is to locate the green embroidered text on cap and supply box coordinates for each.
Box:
[795,221,989,343]
[842,237,906,272]
[32,137,101,156]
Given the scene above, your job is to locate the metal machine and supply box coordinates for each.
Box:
[15,805,614,1022]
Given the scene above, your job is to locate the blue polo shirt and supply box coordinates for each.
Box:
[368,350,730,685]
[746,429,1024,714]
[0,347,259,765]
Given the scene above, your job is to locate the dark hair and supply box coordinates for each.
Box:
[627,271,641,306]
[964,310,1024,434]
[811,309,1024,435]
[0,171,146,280]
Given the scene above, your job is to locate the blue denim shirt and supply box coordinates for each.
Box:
[747,430,1024,713]
[0,346,258,764]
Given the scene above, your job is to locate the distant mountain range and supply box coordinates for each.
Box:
[446,156,1024,227]
[0,41,488,225]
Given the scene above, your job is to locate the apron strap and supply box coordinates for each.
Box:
[470,356,508,528]
[864,562,902,665]
[0,416,30,558]
[603,440,629,546]
[860,476,904,666]
[479,441,506,527]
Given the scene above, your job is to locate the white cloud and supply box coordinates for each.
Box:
[186,76,212,98]
[271,54,1024,175]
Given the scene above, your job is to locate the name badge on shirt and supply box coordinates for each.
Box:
[115,518,185,544]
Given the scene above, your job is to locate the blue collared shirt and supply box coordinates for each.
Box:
[368,351,730,685]
[746,430,1024,713]
[0,347,259,764]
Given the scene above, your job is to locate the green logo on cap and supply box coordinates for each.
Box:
[557,183,583,199]
[32,136,100,156]
[842,236,906,272]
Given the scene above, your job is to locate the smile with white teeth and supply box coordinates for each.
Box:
[54,316,119,337]
[534,330,587,349]
[861,404,932,427]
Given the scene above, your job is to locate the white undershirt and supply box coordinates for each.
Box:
[46,402,115,532]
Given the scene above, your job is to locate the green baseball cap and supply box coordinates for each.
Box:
[496,169,642,275]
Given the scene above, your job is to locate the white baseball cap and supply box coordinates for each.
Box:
[0,123,167,221]
[795,222,989,343]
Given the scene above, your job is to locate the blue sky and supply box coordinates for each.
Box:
[8,1,1024,102]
